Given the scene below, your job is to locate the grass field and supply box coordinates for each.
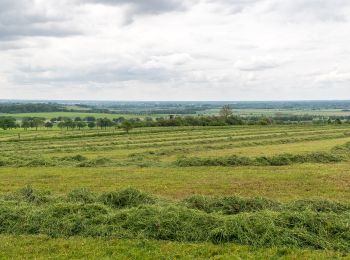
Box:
[1,123,350,258]
[0,111,170,120]
[203,108,350,117]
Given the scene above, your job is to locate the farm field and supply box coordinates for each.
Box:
[0,111,168,120]
[204,108,350,117]
[0,124,350,258]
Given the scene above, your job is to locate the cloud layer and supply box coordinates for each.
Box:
[1,0,350,100]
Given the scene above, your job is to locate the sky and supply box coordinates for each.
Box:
[0,0,349,101]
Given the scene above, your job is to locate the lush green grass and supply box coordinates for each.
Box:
[0,163,349,201]
[1,235,348,259]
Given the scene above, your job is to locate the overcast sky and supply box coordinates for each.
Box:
[0,0,349,101]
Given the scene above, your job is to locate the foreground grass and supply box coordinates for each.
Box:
[1,125,350,258]
[0,187,349,252]
[0,235,348,259]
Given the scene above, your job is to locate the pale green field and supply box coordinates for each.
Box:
[0,111,167,120]
[203,108,350,117]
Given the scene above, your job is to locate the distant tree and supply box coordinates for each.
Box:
[121,120,133,134]
[97,118,113,129]
[0,117,16,130]
[60,118,76,130]
[57,122,65,130]
[21,120,31,130]
[259,117,273,125]
[335,118,342,124]
[44,122,54,129]
[32,117,45,130]
[219,105,233,119]
[74,117,82,122]
[226,116,244,125]
[76,121,87,130]
[88,122,96,129]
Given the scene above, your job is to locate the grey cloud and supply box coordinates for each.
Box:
[82,0,191,23]
[265,0,350,23]
[14,62,176,85]
[0,0,80,41]
[83,0,187,14]
[207,0,349,22]
[235,58,280,71]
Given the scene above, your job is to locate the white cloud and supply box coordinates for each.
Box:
[234,57,281,71]
[315,71,350,83]
[1,0,350,100]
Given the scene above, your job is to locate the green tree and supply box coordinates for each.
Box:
[121,121,133,134]
[44,122,54,129]
[335,118,342,124]
[0,117,16,130]
[57,122,65,130]
[97,118,113,129]
[32,117,45,130]
[219,105,233,119]
[88,122,96,129]
[77,121,87,130]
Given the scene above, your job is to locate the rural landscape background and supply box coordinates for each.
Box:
[1,0,350,259]
[0,100,349,259]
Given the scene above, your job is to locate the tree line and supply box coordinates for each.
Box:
[0,106,348,132]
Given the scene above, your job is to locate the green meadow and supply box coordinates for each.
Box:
[0,123,350,258]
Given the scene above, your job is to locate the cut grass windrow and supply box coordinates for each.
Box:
[0,187,349,252]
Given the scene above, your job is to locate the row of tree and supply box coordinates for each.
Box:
[0,106,348,131]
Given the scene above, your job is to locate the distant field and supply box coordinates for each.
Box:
[202,108,350,117]
[0,111,170,120]
[2,108,350,121]
[1,124,350,258]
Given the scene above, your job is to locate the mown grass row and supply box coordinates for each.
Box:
[1,141,350,168]
[0,187,349,252]
[1,125,348,152]
[1,125,348,146]
[130,133,350,158]
[2,129,348,156]
[174,142,350,167]
[0,155,114,168]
